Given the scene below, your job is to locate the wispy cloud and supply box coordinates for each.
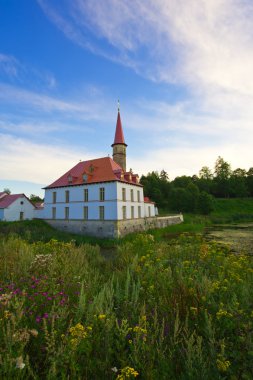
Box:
[0,83,111,119]
[0,52,57,89]
[0,133,104,184]
[37,0,253,93]
[0,54,19,78]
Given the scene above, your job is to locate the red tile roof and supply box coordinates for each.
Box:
[144,196,155,204]
[0,192,7,199]
[45,157,142,189]
[0,194,25,208]
[112,111,127,146]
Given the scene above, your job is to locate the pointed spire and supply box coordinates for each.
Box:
[112,102,127,146]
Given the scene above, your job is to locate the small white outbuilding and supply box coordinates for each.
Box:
[0,192,35,221]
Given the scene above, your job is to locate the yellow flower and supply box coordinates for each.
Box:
[4,310,11,319]
[68,322,91,343]
[216,358,231,372]
[216,309,232,320]
[116,366,139,379]
[98,314,106,320]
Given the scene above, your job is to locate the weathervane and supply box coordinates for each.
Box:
[118,99,120,112]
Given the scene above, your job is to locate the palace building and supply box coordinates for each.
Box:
[40,108,167,237]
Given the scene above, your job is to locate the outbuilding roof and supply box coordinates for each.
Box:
[0,194,26,208]
[45,156,141,189]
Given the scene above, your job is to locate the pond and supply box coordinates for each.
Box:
[204,223,253,255]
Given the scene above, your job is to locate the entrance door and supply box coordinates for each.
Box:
[20,212,24,220]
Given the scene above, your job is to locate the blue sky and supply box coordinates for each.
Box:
[1,0,253,197]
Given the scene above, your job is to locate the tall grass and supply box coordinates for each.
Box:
[0,233,252,379]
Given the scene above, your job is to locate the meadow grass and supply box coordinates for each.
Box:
[0,232,252,379]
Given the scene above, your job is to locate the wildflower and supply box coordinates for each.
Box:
[116,366,139,379]
[190,307,198,315]
[216,358,231,372]
[111,367,118,373]
[69,322,91,342]
[29,329,38,337]
[16,356,25,369]
[133,326,147,334]
[98,314,106,320]
[4,310,11,319]
[216,309,232,320]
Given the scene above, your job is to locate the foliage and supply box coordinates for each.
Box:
[140,157,253,214]
[0,232,252,379]
[29,194,44,204]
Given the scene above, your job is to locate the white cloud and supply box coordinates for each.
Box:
[0,134,104,185]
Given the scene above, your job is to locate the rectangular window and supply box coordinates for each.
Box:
[52,207,56,219]
[65,190,69,203]
[137,190,140,202]
[65,207,69,220]
[131,206,134,219]
[99,206,105,220]
[148,206,151,217]
[99,187,105,201]
[52,191,57,204]
[130,189,134,202]
[122,206,127,220]
[83,206,88,220]
[138,206,141,218]
[19,212,24,221]
[122,187,126,201]
[84,188,88,202]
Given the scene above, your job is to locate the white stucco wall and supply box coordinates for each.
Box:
[144,202,156,217]
[116,182,145,220]
[2,196,34,221]
[43,181,147,221]
[43,182,118,220]
[34,208,45,219]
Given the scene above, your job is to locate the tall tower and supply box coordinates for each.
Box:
[112,104,127,171]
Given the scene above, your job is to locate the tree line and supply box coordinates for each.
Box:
[140,156,253,214]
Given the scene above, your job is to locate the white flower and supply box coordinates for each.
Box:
[111,367,118,373]
[16,356,25,369]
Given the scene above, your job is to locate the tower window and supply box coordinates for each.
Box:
[131,206,134,219]
[52,192,57,204]
[52,207,56,219]
[65,190,69,203]
[137,190,140,202]
[138,206,141,218]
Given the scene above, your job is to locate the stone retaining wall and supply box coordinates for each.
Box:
[45,214,183,239]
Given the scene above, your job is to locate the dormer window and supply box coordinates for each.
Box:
[83,174,88,183]
[67,174,72,184]
[89,164,94,173]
